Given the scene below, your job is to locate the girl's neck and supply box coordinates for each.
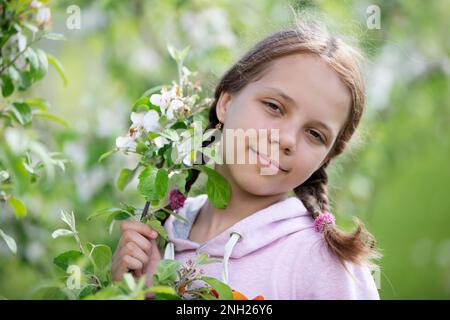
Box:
[193,163,288,241]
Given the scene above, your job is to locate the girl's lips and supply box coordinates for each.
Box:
[249,147,288,173]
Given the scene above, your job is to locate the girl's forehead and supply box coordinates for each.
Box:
[253,54,348,97]
[245,54,351,123]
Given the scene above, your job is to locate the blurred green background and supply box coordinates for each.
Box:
[1,0,449,299]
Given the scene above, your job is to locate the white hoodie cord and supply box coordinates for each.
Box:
[221,232,242,285]
[163,232,242,286]
[164,241,175,260]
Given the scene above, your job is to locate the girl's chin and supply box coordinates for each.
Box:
[228,164,286,195]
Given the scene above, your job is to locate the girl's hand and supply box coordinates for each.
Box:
[112,220,163,288]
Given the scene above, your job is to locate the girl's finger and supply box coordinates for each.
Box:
[117,240,149,266]
[119,229,152,254]
[120,220,158,240]
[120,254,143,273]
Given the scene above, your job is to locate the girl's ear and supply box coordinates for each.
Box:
[216,91,232,123]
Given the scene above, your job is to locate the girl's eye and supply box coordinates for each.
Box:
[263,101,282,114]
[308,129,325,144]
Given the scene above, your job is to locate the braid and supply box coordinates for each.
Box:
[294,163,331,219]
[294,163,381,268]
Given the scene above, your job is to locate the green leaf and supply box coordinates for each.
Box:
[159,128,179,141]
[82,286,122,300]
[88,206,135,221]
[51,228,75,239]
[196,252,209,265]
[136,142,148,154]
[117,168,136,191]
[196,165,231,209]
[169,171,188,194]
[79,285,97,299]
[138,166,157,199]
[31,286,70,300]
[148,219,168,240]
[34,49,48,81]
[1,73,14,97]
[47,54,68,86]
[141,85,164,100]
[53,250,84,270]
[154,292,183,300]
[148,132,161,141]
[98,149,117,163]
[158,115,168,127]
[167,45,190,64]
[89,244,112,282]
[0,228,17,254]
[170,121,188,130]
[154,210,167,220]
[123,273,136,291]
[8,196,27,218]
[155,168,169,200]
[152,259,181,286]
[0,170,9,182]
[25,48,39,72]
[145,286,178,296]
[60,210,76,231]
[200,277,234,300]
[33,112,69,127]
[138,166,168,201]
[25,98,50,110]
[10,102,32,125]
[17,71,32,90]
[163,208,188,224]
[132,96,151,112]
[43,32,67,41]
[196,252,222,265]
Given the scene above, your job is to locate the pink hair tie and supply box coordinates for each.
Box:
[314,212,336,232]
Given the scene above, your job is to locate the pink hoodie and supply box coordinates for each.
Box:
[163,194,380,300]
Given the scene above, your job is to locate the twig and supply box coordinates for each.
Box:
[140,201,150,221]
[0,33,43,75]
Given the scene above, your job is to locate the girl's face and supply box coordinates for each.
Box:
[216,53,352,197]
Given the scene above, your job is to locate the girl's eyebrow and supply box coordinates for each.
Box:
[263,86,297,106]
[262,86,336,141]
[309,120,336,142]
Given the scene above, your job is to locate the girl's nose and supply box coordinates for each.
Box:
[270,127,296,156]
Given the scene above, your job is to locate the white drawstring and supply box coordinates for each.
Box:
[221,232,242,285]
[163,232,242,286]
[164,241,175,260]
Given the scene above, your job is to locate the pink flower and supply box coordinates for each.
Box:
[169,189,187,211]
[314,212,336,232]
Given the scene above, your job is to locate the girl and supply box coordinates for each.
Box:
[112,20,382,300]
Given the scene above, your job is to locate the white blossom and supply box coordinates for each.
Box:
[166,98,184,120]
[176,131,197,166]
[153,136,170,149]
[36,7,51,26]
[130,110,160,134]
[30,1,42,8]
[149,84,184,120]
[16,33,27,52]
[115,135,136,150]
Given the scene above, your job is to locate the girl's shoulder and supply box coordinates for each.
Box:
[289,230,380,299]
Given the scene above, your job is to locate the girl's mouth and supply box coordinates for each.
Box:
[248,147,288,173]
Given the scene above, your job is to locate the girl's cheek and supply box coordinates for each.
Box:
[290,147,317,174]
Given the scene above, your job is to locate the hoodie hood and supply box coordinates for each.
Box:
[163,193,314,285]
